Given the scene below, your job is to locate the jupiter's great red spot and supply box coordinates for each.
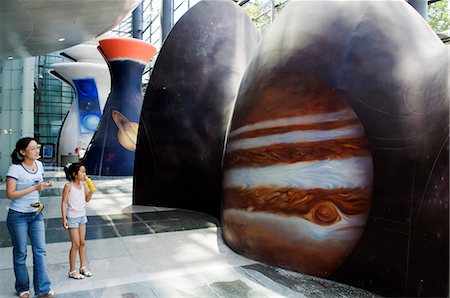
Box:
[222,73,373,276]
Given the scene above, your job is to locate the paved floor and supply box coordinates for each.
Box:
[0,166,379,297]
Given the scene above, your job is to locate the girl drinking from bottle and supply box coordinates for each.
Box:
[61,163,94,280]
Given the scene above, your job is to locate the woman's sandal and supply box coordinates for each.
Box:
[80,266,93,277]
[69,270,85,280]
[19,291,30,298]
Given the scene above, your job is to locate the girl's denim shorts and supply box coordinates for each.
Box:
[67,215,88,228]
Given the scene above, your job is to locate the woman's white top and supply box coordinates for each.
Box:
[6,160,44,213]
[67,184,87,218]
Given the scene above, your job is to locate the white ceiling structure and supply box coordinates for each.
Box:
[0,0,141,60]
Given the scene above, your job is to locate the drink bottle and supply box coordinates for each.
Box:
[85,177,97,193]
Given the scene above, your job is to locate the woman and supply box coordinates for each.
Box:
[6,137,56,298]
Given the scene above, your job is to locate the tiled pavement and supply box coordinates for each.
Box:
[0,167,379,297]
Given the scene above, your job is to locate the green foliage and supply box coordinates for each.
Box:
[428,0,449,33]
[242,1,272,34]
[242,0,288,35]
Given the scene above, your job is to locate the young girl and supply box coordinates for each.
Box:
[61,163,94,280]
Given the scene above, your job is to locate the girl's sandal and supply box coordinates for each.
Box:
[69,270,85,280]
[80,266,93,277]
[37,290,56,297]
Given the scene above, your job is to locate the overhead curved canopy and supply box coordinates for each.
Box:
[0,0,141,60]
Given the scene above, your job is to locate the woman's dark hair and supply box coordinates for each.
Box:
[11,137,36,164]
[64,162,86,181]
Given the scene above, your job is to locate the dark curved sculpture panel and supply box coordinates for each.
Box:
[221,1,448,297]
[133,0,260,218]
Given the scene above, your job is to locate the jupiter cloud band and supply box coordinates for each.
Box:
[224,156,372,189]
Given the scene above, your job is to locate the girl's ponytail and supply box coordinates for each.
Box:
[63,163,72,181]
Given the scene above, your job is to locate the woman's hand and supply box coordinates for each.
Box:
[62,218,68,230]
[35,180,54,192]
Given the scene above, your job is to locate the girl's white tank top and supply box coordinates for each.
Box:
[67,184,87,218]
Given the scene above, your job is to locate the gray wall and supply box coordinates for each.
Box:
[0,58,35,180]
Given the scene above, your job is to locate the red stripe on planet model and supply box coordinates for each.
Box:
[98,38,157,64]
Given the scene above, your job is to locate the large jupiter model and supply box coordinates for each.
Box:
[222,73,373,276]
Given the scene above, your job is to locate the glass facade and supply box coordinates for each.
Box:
[35,54,75,144]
